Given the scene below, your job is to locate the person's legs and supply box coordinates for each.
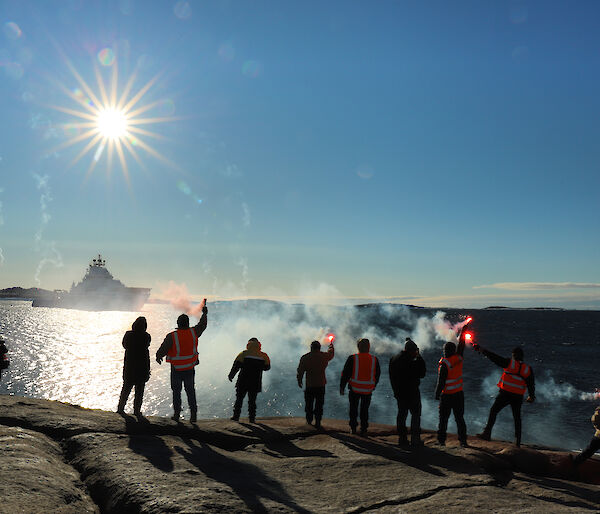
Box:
[348,389,360,433]
[409,390,422,444]
[170,370,184,419]
[437,395,452,444]
[133,382,145,415]
[481,391,510,438]
[182,369,197,421]
[247,390,258,422]
[396,397,410,444]
[573,437,600,467]
[509,395,524,446]
[452,391,467,445]
[359,393,372,434]
[304,387,316,424]
[314,387,325,427]
[232,386,247,420]
[117,380,134,412]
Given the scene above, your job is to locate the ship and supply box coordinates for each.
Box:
[32,255,151,311]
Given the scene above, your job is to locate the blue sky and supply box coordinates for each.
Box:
[0,0,599,308]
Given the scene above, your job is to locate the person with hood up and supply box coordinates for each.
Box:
[228,338,271,423]
[435,329,469,447]
[389,337,426,447]
[156,304,208,422]
[297,339,335,429]
[473,344,535,447]
[117,317,151,416]
[340,338,381,436]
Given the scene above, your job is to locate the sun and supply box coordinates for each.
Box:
[96,108,128,140]
[47,53,180,184]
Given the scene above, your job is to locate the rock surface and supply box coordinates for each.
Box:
[1,394,599,513]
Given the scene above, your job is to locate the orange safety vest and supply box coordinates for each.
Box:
[497,358,531,395]
[438,354,463,394]
[348,353,377,394]
[166,328,199,371]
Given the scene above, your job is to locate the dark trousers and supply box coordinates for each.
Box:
[117,380,145,413]
[438,391,467,443]
[304,386,325,424]
[349,389,372,431]
[233,386,258,420]
[484,389,523,444]
[574,436,600,467]
[171,368,197,414]
[396,389,422,442]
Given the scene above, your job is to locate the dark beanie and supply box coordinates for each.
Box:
[405,338,418,353]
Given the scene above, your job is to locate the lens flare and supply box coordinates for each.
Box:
[4,22,22,40]
[97,48,115,67]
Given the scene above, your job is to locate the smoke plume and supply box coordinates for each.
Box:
[160,281,206,317]
[33,174,63,284]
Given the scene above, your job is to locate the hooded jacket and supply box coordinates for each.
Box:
[229,340,271,392]
[297,344,335,388]
[122,317,151,383]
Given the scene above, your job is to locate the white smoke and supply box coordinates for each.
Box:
[33,174,63,285]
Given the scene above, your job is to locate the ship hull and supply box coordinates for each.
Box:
[32,288,150,311]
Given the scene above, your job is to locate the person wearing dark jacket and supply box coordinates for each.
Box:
[473,345,535,447]
[297,340,335,429]
[0,338,9,380]
[435,330,468,447]
[228,338,271,423]
[117,317,151,416]
[340,338,381,436]
[389,338,426,447]
[156,306,208,422]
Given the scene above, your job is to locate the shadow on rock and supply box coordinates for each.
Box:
[128,434,174,473]
[243,422,335,459]
[174,437,311,513]
[515,474,600,510]
[332,432,499,479]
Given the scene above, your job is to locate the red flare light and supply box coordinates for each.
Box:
[465,316,473,325]
[464,332,473,344]
[326,333,336,344]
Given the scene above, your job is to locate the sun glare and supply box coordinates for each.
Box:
[48,53,180,184]
[96,108,128,139]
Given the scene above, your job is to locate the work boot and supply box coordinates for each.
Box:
[411,439,424,448]
[171,411,180,421]
[476,431,491,441]
[436,438,446,447]
[315,419,322,430]
[351,427,357,435]
[249,417,256,424]
[460,440,469,448]
[398,437,409,447]
[360,427,367,437]
[190,410,197,423]
[230,416,239,421]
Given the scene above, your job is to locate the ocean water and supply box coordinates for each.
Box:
[0,299,599,451]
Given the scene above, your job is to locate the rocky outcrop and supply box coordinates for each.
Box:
[1,395,599,513]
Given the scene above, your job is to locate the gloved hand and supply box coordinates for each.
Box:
[472,343,481,352]
[156,356,162,364]
[435,394,440,401]
[228,375,233,382]
[202,305,208,315]
[298,381,303,389]
[340,387,345,396]
[526,396,535,403]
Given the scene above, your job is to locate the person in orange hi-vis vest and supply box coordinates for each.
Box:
[473,344,535,447]
[340,338,381,436]
[156,303,208,422]
[435,329,470,447]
